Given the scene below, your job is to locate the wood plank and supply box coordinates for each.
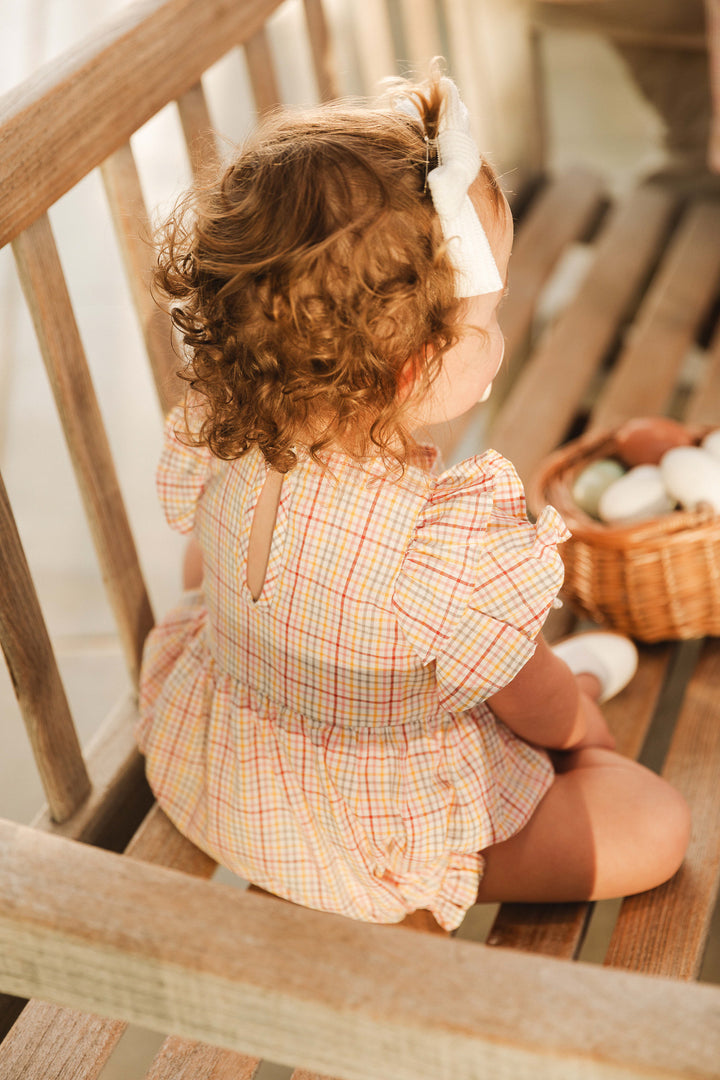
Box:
[0,471,90,824]
[591,201,720,431]
[348,0,396,93]
[12,215,155,684]
[0,807,215,1080]
[397,0,440,70]
[0,0,284,248]
[101,143,181,414]
[444,0,543,186]
[433,169,606,464]
[605,639,720,980]
[684,319,720,426]
[0,820,719,1080]
[302,0,340,102]
[177,81,221,179]
[244,27,282,114]
[0,1007,126,1080]
[489,185,677,485]
[145,1037,261,1080]
[442,0,496,152]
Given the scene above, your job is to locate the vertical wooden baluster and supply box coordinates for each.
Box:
[0,472,91,823]
[302,0,340,101]
[397,0,440,73]
[12,215,155,685]
[101,142,180,415]
[244,27,282,114]
[441,0,495,150]
[348,0,397,93]
[177,80,221,179]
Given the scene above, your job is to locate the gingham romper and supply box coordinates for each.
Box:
[137,407,569,930]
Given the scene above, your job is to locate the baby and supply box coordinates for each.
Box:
[137,72,690,930]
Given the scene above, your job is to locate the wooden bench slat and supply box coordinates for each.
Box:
[302,0,340,102]
[12,215,155,684]
[591,200,720,431]
[145,1036,261,1080]
[0,0,284,248]
[245,27,282,114]
[177,81,222,179]
[0,819,719,1080]
[0,1005,126,1080]
[101,142,180,414]
[489,185,678,484]
[0,472,90,824]
[605,639,720,980]
[684,319,720,427]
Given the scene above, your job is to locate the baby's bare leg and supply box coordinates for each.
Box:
[476,748,690,903]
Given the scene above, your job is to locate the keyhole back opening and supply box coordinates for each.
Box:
[246,469,284,601]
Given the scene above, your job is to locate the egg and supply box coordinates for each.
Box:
[661,446,720,513]
[572,458,626,518]
[614,416,692,467]
[598,465,676,524]
[701,429,720,461]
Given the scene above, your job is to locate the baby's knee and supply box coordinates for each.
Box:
[659,783,691,877]
[639,778,691,887]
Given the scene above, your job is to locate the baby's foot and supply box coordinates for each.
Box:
[552,632,638,703]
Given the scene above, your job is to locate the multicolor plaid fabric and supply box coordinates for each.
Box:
[137,408,569,930]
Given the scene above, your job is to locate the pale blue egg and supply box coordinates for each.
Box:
[572,458,626,518]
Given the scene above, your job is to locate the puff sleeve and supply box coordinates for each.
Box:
[392,450,570,713]
[156,404,214,534]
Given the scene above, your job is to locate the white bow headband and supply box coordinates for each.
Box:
[395,78,503,298]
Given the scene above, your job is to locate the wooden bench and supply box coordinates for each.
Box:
[0,2,719,1077]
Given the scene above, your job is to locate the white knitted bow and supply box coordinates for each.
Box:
[397,78,503,298]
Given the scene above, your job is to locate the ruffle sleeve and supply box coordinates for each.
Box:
[392,450,570,713]
[156,404,214,535]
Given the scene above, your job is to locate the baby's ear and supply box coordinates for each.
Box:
[397,346,432,401]
[397,354,423,402]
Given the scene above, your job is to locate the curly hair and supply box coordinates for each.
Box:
[155,74,504,472]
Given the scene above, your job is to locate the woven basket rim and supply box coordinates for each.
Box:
[529,424,720,549]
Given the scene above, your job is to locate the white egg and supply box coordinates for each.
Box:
[701,429,720,461]
[661,446,720,512]
[598,465,675,524]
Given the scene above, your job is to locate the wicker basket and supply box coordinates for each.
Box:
[530,426,720,642]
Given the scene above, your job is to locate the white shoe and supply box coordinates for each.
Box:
[551,632,638,703]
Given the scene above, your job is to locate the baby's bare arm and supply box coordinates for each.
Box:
[487,636,612,751]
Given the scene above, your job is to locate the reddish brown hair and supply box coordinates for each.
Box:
[155,75,503,471]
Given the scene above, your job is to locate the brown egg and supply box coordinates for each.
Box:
[614,417,692,467]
